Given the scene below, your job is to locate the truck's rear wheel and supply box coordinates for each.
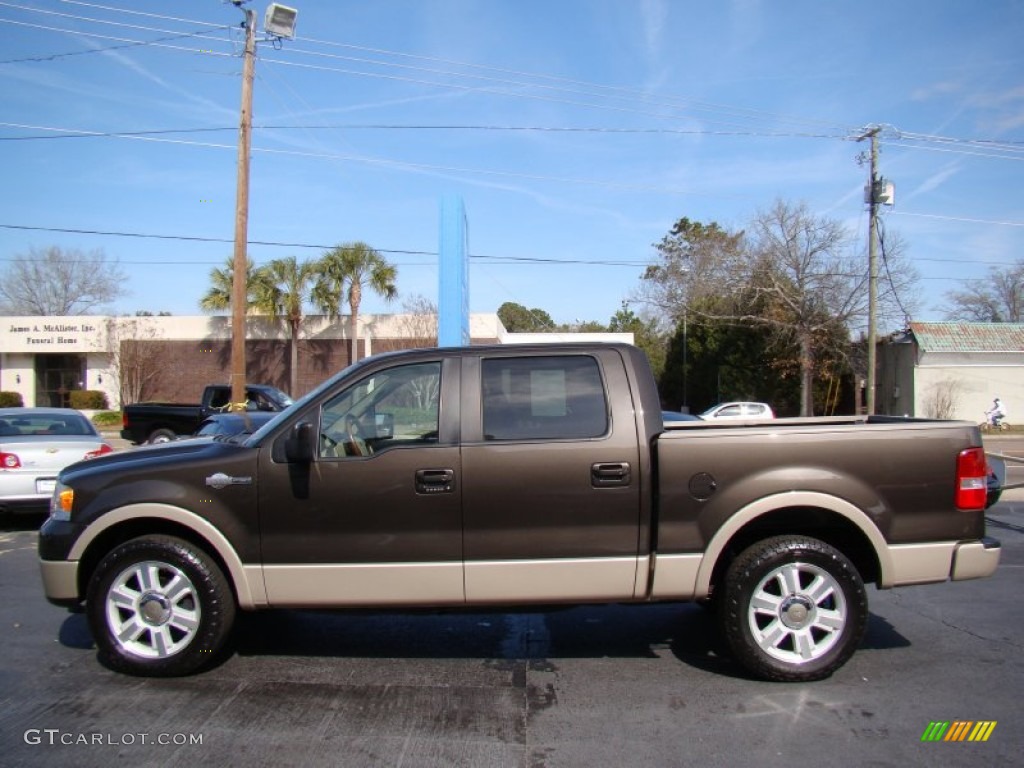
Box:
[720,535,867,682]
[147,429,176,444]
[86,536,236,676]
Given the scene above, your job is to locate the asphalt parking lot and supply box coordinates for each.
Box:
[1,496,1021,768]
[0,433,1021,767]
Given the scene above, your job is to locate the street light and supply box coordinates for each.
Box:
[264,4,298,39]
[228,2,298,406]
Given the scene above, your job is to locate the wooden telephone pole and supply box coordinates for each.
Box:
[230,7,256,407]
[858,126,881,415]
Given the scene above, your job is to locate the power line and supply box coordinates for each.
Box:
[0,121,848,142]
[0,121,724,194]
[892,211,1024,228]
[6,6,1019,162]
[0,223,651,267]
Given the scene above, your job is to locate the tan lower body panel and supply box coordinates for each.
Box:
[886,542,957,586]
[464,557,640,603]
[262,562,465,607]
[648,553,703,599]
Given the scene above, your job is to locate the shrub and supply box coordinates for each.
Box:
[91,411,123,427]
[70,390,109,410]
[0,391,24,407]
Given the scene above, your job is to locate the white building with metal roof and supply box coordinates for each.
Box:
[878,322,1024,422]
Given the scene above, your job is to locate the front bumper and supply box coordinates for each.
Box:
[39,558,81,606]
[951,536,1001,581]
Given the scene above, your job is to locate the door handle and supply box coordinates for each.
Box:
[591,462,631,488]
[415,468,455,494]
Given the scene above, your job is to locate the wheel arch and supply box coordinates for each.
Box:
[71,504,264,609]
[696,491,891,599]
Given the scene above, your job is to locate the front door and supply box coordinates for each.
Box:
[256,357,464,607]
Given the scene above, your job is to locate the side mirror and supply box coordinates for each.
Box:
[375,412,394,439]
[285,421,315,463]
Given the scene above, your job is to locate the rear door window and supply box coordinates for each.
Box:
[481,355,608,440]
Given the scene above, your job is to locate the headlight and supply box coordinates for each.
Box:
[50,482,74,522]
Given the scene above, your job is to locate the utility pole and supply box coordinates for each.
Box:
[230,7,256,407]
[858,126,881,415]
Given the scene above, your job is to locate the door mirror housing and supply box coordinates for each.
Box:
[285,421,315,463]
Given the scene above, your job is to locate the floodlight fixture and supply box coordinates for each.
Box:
[264,3,298,39]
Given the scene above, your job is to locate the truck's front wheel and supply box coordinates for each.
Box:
[720,535,867,682]
[86,536,236,676]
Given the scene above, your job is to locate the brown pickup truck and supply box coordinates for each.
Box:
[38,343,1000,682]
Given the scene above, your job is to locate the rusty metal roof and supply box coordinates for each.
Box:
[910,322,1024,352]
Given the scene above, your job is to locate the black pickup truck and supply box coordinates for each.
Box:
[120,384,293,444]
[40,343,1000,682]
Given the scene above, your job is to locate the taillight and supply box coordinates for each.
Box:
[84,443,114,460]
[956,447,988,510]
[0,452,21,469]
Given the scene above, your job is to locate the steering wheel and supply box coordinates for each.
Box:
[345,414,369,457]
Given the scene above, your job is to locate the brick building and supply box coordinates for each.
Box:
[0,314,631,409]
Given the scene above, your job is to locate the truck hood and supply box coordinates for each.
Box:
[59,437,251,487]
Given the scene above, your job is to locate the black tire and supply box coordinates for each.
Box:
[86,535,237,677]
[147,429,177,444]
[719,535,867,682]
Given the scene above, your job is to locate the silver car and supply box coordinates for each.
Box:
[699,401,776,419]
[0,408,113,515]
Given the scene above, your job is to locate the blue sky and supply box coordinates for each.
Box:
[1,0,1022,335]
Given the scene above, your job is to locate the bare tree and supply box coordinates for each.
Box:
[638,201,919,415]
[922,378,965,419]
[0,246,128,315]
[944,260,1024,322]
[395,294,439,346]
[105,318,164,406]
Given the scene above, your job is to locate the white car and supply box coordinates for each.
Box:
[0,408,113,515]
[699,401,775,420]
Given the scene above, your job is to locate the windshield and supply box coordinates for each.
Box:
[264,386,294,407]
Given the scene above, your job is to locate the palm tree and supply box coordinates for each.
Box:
[314,242,398,363]
[253,256,318,395]
[199,256,260,313]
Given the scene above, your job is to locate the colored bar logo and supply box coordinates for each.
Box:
[921,721,997,742]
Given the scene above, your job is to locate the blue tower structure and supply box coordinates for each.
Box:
[438,195,470,347]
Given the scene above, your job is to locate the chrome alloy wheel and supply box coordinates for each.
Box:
[747,561,847,665]
[104,560,201,659]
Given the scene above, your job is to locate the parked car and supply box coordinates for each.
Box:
[191,412,278,440]
[0,408,112,515]
[700,401,775,419]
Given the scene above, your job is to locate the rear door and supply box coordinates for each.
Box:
[459,348,643,602]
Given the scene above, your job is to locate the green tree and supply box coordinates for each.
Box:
[497,301,555,332]
[253,256,318,395]
[314,242,397,363]
[608,303,668,381]
[199,256,261,313]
